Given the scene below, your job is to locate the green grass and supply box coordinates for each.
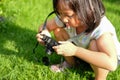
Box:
[0,0,120,80]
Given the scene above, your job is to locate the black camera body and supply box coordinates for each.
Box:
[41,34,60,55]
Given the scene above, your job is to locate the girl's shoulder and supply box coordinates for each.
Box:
[90,16,116,39]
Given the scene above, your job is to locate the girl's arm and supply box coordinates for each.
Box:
[75,32,117,71]
[54,32,117,71]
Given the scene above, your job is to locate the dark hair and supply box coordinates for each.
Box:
[53,0,105,33]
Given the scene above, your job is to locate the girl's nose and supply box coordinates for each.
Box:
[62,17,69,23]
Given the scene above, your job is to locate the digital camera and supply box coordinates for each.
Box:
[41,34,60,55]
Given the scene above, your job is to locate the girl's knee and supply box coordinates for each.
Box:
[89,40,98,51]
[53,28,69,41]
[53,27,62,36]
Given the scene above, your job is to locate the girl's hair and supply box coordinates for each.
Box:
[53,0,105,33]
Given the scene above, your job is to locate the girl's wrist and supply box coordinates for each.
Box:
[74,47,80,56]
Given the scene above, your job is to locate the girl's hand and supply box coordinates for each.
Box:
[36,29,51,45]
[53,41,78,56]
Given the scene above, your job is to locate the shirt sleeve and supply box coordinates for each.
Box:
[90,16,115,40]
[55,16,64,27]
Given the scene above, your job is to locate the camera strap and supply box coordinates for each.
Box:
[42,11,55,30]
[33,11,55,54]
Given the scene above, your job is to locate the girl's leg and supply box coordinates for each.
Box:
[89,40,109,80]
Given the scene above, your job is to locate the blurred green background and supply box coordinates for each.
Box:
[0,0,120,80]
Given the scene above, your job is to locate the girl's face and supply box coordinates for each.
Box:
[57,2,80,28]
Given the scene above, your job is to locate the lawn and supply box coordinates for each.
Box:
[0,0,120,80]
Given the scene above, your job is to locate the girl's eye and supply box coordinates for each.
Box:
[57,12,75,19]
[67,15,74,19]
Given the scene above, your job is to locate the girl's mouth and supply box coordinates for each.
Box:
[65,23,70,27]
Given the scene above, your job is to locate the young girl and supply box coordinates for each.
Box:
[36,0,120,79]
